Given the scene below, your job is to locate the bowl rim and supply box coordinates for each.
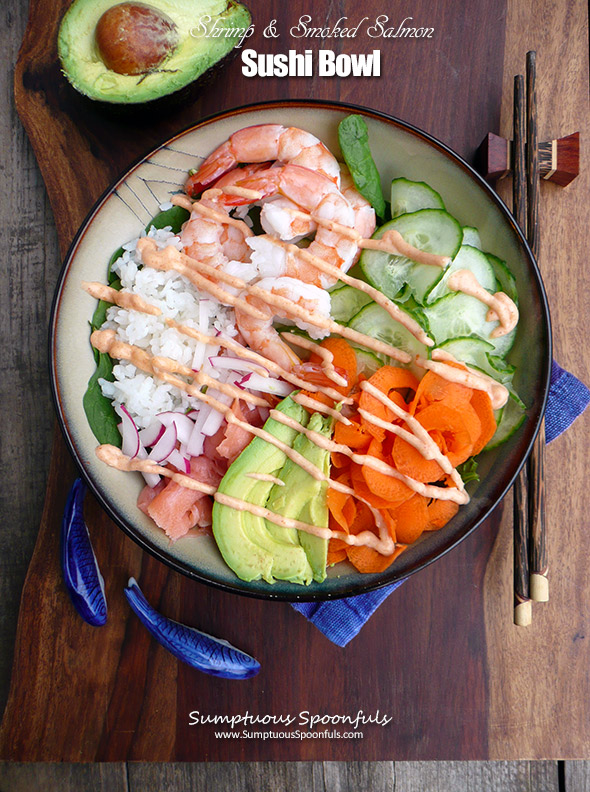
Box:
[49,98,553,602]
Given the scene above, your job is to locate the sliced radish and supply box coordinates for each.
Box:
[202,391,233,436]
[168,448,191,475]
[209,356,269,376]
[201,344,219,378]
[186,407,209,457]
[147,422,177,463]
[136,446,161,488]
[156,411,195,446]
[138,422,165,448]
[202,409,227,438]
[238,373,293,397]
[115,404,140,459]
[191,341,207,371]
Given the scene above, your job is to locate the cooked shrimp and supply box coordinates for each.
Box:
[260,164,376,252]
[194,124,341,188]
[234,276,331,369]
[180,165,263,266]
[260,196,316,242]
[259,165,375,245]
[180,194,226,266]
[340,165,377,242]
[228,164,359,285]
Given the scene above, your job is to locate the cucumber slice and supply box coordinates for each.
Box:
[348,302,428,376]
[486,253,518,304]
[436,337,515,385]
[390,178,445,217]
[330,284,373,323]
[461,226,482,249]
[359,209,463,304]
[353,347,383,377]
[397,296,430,333]
[488,326,516,357]
[487,354,517,383]
[485,392,526,449]
[424,292,516,356]
[393,283,412,303]
[426,244,497,304]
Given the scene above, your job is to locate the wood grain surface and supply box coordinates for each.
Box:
[485,0,590,759]
[0,759,565,791]
[0,0,589,770]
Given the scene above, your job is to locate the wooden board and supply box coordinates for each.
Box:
[0,0,589,763]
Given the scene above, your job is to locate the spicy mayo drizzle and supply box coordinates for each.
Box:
[87,177,521,558]
[416,351,509,410]
[164,317,352,404]
[268,409,469,505]
[82,281,162,315]
[213,492,396,555]
[280,331,347,387]
[447,269,519,338]
[139,239,412,363]
[257,236,433,347]
[170,194,434,348]
[90,329,268,409]
[96,445,216,494]
[358,380,466,491]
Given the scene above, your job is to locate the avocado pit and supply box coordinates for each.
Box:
[95,2,179,76]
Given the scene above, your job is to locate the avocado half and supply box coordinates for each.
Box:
[58,0,251,105]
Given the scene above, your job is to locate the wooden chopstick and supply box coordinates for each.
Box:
[512,73,532,627]
[525,51,549,603]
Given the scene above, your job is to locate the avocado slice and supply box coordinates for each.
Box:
[212,396,315,585]
[58,0,251,105]
[265,412,332,583]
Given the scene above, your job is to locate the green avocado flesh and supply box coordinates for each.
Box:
[265,411,332,584]
[58,0,251,104]
[212,396,332,585]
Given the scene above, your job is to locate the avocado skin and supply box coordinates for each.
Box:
[58,0,251,106]
[212,397,315,585]
[265,412,332,583]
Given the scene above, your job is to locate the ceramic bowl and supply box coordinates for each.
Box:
[50,100,551,600]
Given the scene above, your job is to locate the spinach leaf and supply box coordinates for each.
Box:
[83,351,122,447]
[107,248,124,284]
[338,114,386,219]
[147,204,190,233]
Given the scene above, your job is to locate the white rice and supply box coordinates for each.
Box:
[96,212,335,431]
[98,225,238,428]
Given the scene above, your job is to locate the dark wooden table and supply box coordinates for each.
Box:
[1,0,590,783]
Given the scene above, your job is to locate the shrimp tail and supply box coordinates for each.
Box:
[218,168,283,208]
[195,140,237,187]
[194,125,341,192]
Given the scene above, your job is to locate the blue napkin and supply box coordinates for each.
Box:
[291,360,590,646]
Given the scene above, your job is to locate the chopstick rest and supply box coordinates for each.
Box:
[124,577,261,679]
[61,478,108,627]
[476,131,579,186]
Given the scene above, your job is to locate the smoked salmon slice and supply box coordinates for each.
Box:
[143,456,224,541]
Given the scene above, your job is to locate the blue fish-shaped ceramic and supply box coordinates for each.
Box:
[60,478,107,627]
[124,578,260,680]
